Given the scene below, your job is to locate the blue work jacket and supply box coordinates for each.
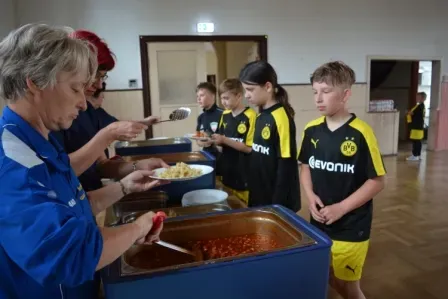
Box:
[0,107,103,299]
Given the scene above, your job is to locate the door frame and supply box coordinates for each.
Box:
[139,35,268,138]
[365,55,443,151]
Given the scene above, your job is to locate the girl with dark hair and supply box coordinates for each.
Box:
[239,61,301,212]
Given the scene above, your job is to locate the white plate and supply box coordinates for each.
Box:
[150,164,214,181]
[182,189,229,207]
[184,133,210,142]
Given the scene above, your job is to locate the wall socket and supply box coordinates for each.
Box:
[128,79,138,88]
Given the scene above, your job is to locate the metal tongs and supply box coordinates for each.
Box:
[158,107,191,123]
[149,212,198,258]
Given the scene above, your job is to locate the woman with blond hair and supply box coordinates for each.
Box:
[0,24,164,299]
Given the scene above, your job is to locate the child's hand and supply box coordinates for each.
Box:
[320,203,346,225]
[197,139,213,147]
[211,134,225,145]
[308,194,325,223]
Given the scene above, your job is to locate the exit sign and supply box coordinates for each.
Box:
[197,22,215,33]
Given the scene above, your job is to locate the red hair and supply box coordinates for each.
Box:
[71,30,115,71]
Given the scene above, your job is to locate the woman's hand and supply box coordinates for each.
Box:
[135,158,170,171]
[120,170,169,194]
[197,139,213,148]
[134,211,164,245]
[105,121,148,141]
[138,116,160,126]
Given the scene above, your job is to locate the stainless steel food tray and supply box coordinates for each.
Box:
[120,207,317,276]
[123,151,208,163]
[115,138,188,149]
[121,203,231,224]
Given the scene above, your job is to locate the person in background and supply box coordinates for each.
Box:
[0,23,165,299]
[91,82,119,130]
[298,61,386,299]
[90,82,118,158]
[239,61,301,212]
[212,79,256,204]
[406,92,426,161]
[196,82,224,158]
[53,30,165,192]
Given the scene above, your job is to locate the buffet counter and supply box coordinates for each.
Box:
[101,205,331,299]
[96,151,332,299]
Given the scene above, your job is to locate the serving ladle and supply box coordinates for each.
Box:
[158,107,191,123]
[140,211,203,261]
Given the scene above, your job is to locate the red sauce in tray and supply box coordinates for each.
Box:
[126,234,283,270]
[187,233,282,260]
[126,245,196,270]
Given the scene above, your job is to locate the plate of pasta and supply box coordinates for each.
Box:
[150,162,213,181]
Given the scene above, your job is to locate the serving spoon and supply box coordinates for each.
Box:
[146,211,203,261]
[158,107,191,123]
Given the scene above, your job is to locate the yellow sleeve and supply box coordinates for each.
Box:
[245,109,257,147]
[271,108,291,158]
[297,129,309,162]
[349,119,386,177]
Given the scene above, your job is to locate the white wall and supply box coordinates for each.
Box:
[14,0,448,89]
[418,61,432,126]
[0,0,16,113]
[0,0,15,39]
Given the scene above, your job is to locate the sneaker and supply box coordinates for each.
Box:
[406,155,420,161]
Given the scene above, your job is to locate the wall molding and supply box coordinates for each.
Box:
[281,82,367,86]
[104,82,369,92]
[104,88,143,92]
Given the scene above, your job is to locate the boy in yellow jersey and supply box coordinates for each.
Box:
[406,92,426,161]
[298,61,386,299]
[212,79,256,204]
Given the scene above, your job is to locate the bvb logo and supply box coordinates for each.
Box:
[340,137,357,157]
[238,123,247,134]
[262,124,271,140]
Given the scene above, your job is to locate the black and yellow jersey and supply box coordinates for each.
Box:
[298,114,386,242]
[408,102,425,140]
[217,107,256,191]
[249,103,301,212]
[196,104,224,157]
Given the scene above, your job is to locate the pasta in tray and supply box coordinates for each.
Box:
[159,162,202,179]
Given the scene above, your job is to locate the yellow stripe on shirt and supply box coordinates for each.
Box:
[244,108,257,147]
[218,109,232,131]
[349,118,386,176]
[297,116,325,159]
[271,107,292,158]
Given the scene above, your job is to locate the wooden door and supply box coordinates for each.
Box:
[148,42,207,147]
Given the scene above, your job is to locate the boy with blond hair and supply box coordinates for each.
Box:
[212,79,256,204]
[298,61,386,299]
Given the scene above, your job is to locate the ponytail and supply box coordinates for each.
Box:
[275,85,295,118]
[238,61,294,116]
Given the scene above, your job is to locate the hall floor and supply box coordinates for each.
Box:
[298,148,448,299]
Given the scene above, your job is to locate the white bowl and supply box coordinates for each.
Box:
[182,189,229,207]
